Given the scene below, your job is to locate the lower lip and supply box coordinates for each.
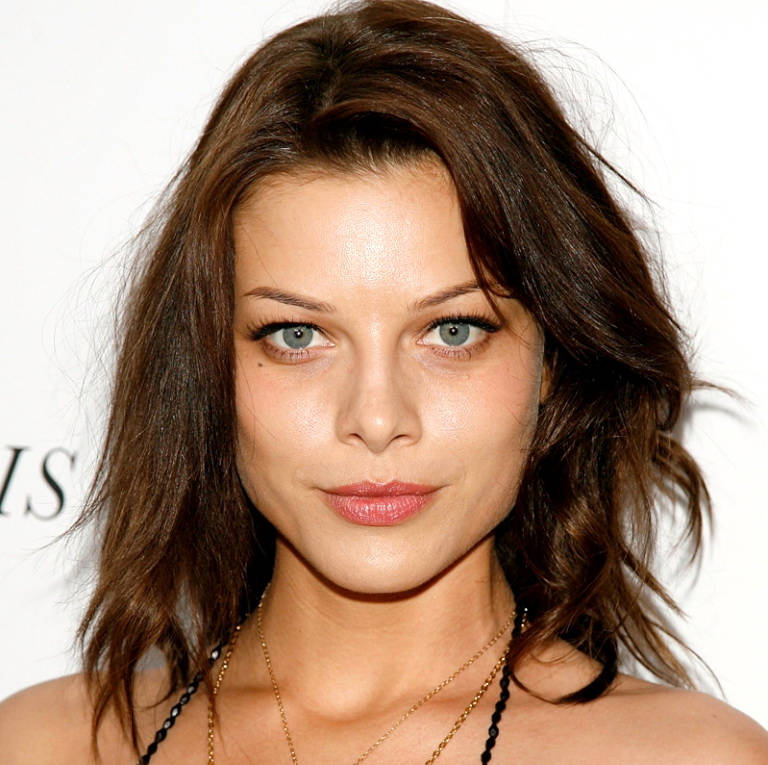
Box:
[322,491,437,526]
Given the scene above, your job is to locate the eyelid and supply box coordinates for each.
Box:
[424,313,502,334]
[417,313,501,358]
[248,320,327,342]
[422,313,501,336]
[247,320,333,361]
[248,314,499,339]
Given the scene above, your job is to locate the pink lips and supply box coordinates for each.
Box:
[322,481,439,526]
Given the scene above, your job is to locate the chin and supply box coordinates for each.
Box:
[294,531,481,598]
[318,563,442,597]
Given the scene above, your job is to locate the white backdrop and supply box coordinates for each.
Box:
[1,0,766,730]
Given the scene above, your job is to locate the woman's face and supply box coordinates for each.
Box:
[233,160,546,594]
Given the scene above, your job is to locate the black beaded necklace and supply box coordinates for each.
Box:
[138,610,523,764]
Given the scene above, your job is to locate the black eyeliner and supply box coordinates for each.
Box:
[248,320,321,341]
[427,313,502,333]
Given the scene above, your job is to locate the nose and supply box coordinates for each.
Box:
[335,344,422,454]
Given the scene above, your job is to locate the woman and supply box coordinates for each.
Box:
[2,0,766,762]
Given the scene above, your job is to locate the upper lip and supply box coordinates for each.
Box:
[325,481,439,496]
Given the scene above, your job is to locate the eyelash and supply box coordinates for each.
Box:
[246,312,502,362]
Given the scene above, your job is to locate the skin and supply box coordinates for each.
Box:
[233,159,544,599]
[2,160,767,764]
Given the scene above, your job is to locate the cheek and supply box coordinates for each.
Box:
[430,353,542,517]
[234,339,543,496]
[235,368,329,464]
[428,355,542,449]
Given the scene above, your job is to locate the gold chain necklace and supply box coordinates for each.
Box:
[207,623,243,765]
[206,586,514,764]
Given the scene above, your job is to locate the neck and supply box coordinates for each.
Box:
[236,535,516,718]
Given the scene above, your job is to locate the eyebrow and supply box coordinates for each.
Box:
[413,280,480,310]
[242,287,335,313]
[242,280,481,313]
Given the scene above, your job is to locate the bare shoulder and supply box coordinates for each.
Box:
[603,675,768,764]
[0,674,96,764]
[0,668,169,765]
[516,642,768,763]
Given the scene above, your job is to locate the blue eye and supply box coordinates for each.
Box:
[247,312,501,362]
[423,314,501,350]
[275,325,315,350]
[434,320,473,346]
[248,321,330,358]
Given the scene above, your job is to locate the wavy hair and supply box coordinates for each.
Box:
[75,0,709,752]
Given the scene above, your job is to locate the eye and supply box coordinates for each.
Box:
[247,313,502,362]
[270,324,320,350]
[248,321,332,359]
[426,320,481,347]
[421,314,501,357]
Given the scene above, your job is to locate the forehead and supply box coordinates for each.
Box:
[232,161,475,297]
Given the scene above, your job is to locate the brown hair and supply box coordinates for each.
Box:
[76,0,709,752]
